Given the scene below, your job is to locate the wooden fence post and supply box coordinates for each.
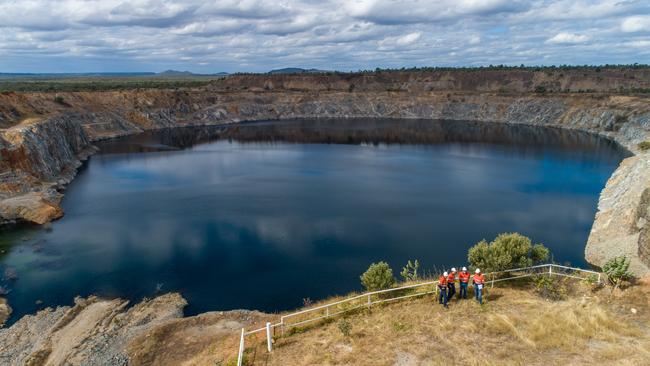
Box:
[237,328,245,366]
[266,322,273,352]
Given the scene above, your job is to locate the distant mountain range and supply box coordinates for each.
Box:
[267,67,329,74]
[0,68,330,79]
[0,72,156,79]
[157,70,229,77]
[0,71,228,79]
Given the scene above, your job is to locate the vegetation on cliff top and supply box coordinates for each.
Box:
[2,64,650,92]
[468,232,550,273]
[218,234,643,365]
[249,280,649,366]
[0,77,219,92]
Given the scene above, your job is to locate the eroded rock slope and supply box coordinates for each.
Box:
[0,293,268,366]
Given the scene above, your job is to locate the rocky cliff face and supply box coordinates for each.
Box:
[1,71,649,275]
[0,293,269,365]
[0,117,96,224]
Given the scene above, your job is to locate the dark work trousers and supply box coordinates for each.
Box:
[447,282,456,300]
[474,284,483,304]
[438,286,448,307]
[459,282,468,299]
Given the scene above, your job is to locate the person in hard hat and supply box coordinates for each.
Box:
[438,271,449,308]
[473,268,486,305]
[458,267,470,299]
[447,268,457,300]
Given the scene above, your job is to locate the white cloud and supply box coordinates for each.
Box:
[0,0,648,73]
[347,0,526,24]
[626,40,650,48]
[621,16,650,32]
[546,32,590,44]
[521,0,640,22]
[395,32,421,46]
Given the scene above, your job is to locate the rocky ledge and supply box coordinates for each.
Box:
[0,298,10,327]
[0,293,269,365]
[0,117,96,224]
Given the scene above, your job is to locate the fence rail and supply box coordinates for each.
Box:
[236,263,602,366]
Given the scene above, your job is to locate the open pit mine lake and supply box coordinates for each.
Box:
[0,119,629,322]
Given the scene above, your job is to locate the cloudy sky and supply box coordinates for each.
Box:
[1,0,649,73]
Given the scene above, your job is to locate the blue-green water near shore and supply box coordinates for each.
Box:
[0,119,629,323]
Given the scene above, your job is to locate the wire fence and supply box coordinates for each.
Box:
[236,263,602,366]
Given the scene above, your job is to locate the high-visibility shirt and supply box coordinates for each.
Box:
[447,272,455,283]
[473,274,485,285]
[459,272,470,283]
[438,275,447,287]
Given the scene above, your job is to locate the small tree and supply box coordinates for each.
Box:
[360,261,395,291]
[603,256,634,290]
[400,259,420,282]
[468,233,550,273]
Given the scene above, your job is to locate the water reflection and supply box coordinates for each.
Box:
[0,119,629,324]
[98,118,627,163]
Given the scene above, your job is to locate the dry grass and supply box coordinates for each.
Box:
[236,280,650,366]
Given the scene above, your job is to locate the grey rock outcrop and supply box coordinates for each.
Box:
[0,117,96,224]
[0,294,185,366]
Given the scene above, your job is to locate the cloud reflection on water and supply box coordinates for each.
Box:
[0,119,628,323]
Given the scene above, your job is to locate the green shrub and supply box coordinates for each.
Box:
[360,261,395,291]
[533,275,569,301]
[53,95,66,104]
[400,259,420,281]
[338,318,351,337]
[638,141,650,151]
[468,233,550,273]
[585,273,600,285]
[603,256,634,290]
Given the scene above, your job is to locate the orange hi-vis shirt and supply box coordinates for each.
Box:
[459,271,470,283]
[438,275,447,287]
[447,272,455,283]
[473,273,485,285]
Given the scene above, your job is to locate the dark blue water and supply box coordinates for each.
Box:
[0,119,628,323]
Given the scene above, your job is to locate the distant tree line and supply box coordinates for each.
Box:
[0,79,218,93]
[229,63,650,76]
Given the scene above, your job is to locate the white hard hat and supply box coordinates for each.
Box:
[462,267,467,271]
[451,267,457,272]
[475,268,481,274]
[443,271,448,276]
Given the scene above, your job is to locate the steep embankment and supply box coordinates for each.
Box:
[1,69,650,275]
[1,278,648,365]
[0,292,271,366]
[0,117,95,224]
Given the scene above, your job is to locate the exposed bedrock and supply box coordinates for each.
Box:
[586,156,650,275]
[0,72,649,274]
[0,292,269,365]
[0,117,96,224]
